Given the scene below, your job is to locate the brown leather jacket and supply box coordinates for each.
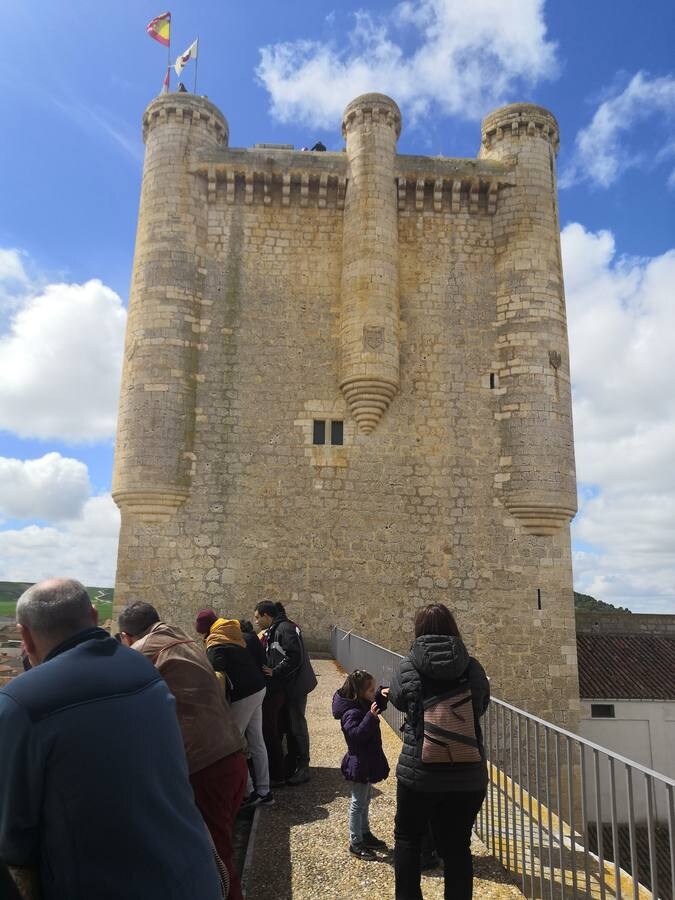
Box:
[133,622,244,775]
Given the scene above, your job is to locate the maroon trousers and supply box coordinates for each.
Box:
[190,751,247,900]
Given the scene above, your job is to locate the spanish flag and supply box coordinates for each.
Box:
[146,11,171,47]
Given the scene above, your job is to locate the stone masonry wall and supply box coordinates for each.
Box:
[576,611,675,635]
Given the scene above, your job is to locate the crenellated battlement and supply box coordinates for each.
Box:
[395,156,512,215]
[190,155,348,208]
[481,103,559,155]
[341,92,402,138]
[142,94,229,146]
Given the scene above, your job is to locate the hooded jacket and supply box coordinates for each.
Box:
[332,691,390,784]
[265,613,317,699]
[205,618,265,703]
[388,634,490,793]
[132,621,244,773]
[0,628,222,900]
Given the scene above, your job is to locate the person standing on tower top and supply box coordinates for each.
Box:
[194,609,273,808]
[389,603,490,900]
[254,601,317,786]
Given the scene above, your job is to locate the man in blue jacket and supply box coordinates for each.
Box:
[0,578,222,900]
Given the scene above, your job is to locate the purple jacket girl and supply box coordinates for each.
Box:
[331,670,390,859]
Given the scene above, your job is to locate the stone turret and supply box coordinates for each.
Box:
[479,103,577,535]
[339,94,401,434]
[112,93,229,520]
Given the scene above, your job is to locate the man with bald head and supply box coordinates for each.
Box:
[0,578,222,900]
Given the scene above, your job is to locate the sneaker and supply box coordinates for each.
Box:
[362,831,387,850]
[349,843,376,861]
[240,791,261,809]
[258,791,275,806]
[286,766,310,785]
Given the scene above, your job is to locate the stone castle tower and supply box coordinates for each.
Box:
[112,91,579,725]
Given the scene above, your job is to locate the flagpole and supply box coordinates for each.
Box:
[166,26,171,92]
[193,38,199,94]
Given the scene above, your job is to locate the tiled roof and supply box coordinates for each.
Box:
[577,633,675,700]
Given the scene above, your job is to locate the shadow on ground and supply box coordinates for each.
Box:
[243,766,346,900]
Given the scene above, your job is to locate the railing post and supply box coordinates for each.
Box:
[555,732,565,900]
[608,757,621,900]
[645,773,659,900]
[625,764,639,900]
[518,713,527,896]
[565,736,578,898]
[593,749,607,900]
[535,721,545,899]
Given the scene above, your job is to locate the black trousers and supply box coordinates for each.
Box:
[261,688,286,781]
[285,693,310,768]
[394,780,486,900]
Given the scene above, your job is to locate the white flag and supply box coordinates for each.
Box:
[174,39,198,77]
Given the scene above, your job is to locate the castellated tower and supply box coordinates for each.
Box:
[113,91,579,727]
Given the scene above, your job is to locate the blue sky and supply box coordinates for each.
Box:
[0,0,673,610]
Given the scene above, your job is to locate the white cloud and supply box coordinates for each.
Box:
[0,494,120,588]
[561,71,675,188]
[0,248,29,288]
[0,453,90,522]
[256,0,558,130]
[0,248,31,314]
[562,222,675,612]
[0,269,126,443]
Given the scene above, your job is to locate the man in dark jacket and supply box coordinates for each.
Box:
[254,601,317,786]
[0,579,222,900]
[389,603,490,900]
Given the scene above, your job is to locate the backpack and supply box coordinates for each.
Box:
[421,676,482,764]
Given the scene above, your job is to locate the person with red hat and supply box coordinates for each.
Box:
[196,609,272,807]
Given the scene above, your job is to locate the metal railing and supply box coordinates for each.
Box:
[331,626,675,900]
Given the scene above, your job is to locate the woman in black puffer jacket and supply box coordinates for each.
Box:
[389,604,490,900]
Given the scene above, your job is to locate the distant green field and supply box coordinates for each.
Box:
[0,583,114,622]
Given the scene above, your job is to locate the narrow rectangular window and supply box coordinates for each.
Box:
[591,704,615,719]
[313,420,326,445]
[331,420,344,446]
[489,373,496,389]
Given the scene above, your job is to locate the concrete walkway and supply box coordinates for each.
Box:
[243,658,524,900]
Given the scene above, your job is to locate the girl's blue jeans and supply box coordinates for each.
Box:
[349,781,373,845]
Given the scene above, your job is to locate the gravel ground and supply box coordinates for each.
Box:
[243,659,524,900]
